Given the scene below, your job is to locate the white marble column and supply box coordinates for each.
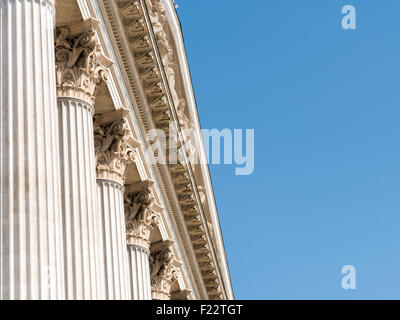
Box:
[94,112,134,300]
[124,181,157,300]
[0,0,65,300]
[55,19,112,299]
[127,244,151,300]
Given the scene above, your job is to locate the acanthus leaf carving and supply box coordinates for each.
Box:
[55,19,113,105]
[124,182,158,247]
[149,246,179,300]
[94,112,136,185]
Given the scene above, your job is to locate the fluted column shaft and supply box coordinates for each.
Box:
[124,182,157,300]
[94,112,135,300]
[127,244,151,300]
[58,97,102,299]
[97,179,130,299]
[0,0,65,299]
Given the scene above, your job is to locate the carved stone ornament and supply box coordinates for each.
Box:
[55,18,113,105]
[146,0,195,147]
[124,182,159,247]
[146,0,180,104]
[149,247,179,300]
[171,289,192,301]
[94,112,136,185]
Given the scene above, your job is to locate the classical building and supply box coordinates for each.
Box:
[0,0,233,300]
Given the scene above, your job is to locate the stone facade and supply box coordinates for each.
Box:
[0,0,233,300]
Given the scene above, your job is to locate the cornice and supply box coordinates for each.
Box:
[142,0,230,300]
[140,0,224,299]
[160,0,234,299]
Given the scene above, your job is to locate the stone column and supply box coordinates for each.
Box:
[127,244,152,300]
[55,19,112,299]
[124,181,158,300]
[0,0,65,300]
[149,244,179,300]
[94,111,135,300]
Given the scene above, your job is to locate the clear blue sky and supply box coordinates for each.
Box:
[177,1,400,299]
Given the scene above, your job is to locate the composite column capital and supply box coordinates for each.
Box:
[94,109,136,186]
[124,180,159,247]
[149,241,181,300]
[55,18,113,105]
